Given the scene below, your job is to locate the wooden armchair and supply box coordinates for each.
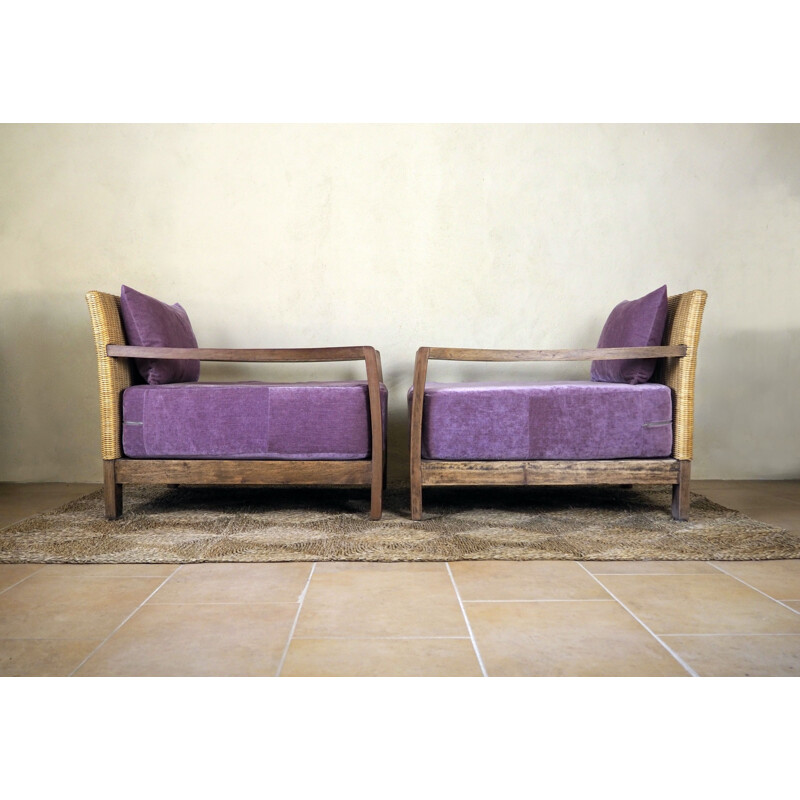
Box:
[86,290,386,520]
[409,289,707,521]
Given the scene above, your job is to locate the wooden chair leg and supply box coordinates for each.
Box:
[410,455,424,521]
[370,479,383,521]
[409,347,429,521]
[671,460,691,521]
[410,481,423,520]
[103,460,122,519]
[369,450,384,520]
[365,346,383,521]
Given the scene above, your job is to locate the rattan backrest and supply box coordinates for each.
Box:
[656,289,708,460]
[86,291,136,460]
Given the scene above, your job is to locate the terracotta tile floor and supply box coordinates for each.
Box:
[1,480,799,676]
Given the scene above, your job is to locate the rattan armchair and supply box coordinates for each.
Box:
[409,289,707,521]
[86,291,386,520]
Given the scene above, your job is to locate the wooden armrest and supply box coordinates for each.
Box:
[106,345,373,363]
[426,345,687,362]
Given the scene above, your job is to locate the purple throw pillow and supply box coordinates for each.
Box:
[590,285,669,385]
[119,285,201,385]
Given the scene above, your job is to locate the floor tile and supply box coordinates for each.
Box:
[0,574,165,639]
[692,484,800,523]
[596,574,800,635]
[0,639,101,676]
[0,483,99,528]
[281,637,482,676]
[581,561,718,575]
[695,480,800,505]
[0,564,43,592]
[721,506,800,531]
[75,603,298,676]
[663,634,800,677]
[450,561,610,601]
[768,484,800,503]
[294,563,466,638]
[0,483,99,502]
[711,561,800,601]
[465,600,688,676]
[148,563,313,604]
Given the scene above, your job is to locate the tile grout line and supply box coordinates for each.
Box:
[67,564,186,676]
[660,632,800,638]
[577,563,699,677]
[140,601,316,606]
[275,562,317,677]
[0,566,47,596]
[446,563,488,677]
[588,571,719,576]
[462,598,614,604]
[709,563,800,615]
[290,635,474,641]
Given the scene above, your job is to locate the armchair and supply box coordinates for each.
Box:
[409,288,707,521]
[86,289,386,520]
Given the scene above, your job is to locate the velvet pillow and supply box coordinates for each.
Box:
[590,285,669,385]
[119,285,201,385]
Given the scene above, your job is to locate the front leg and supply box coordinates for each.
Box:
[103,460,122,519]
[671,460,691,521]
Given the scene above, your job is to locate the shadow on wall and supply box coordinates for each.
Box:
[385,326,800,484]
[0,290,100,481]
[696,328,800,479]
[8,292,797,484]
[0,289,424,485]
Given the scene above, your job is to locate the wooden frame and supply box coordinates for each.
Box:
[410,289,707,522]
[87,292,385,521]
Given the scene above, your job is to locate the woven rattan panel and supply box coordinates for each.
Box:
[86,291,136,460]
[658,290,707,461]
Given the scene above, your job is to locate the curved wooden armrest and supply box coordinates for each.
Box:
[426,345,687,362]
[106,345,377,363]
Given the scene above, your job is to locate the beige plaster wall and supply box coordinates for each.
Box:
[1,124,799,483]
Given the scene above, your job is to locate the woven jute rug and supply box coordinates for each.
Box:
[1,484,797,563]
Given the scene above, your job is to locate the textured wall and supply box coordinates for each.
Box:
[1,124,799,482]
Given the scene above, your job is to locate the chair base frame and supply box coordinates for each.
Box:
[410,458,691,521]
[104,457,383,521]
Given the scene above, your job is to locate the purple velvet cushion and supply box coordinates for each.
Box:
[122,381,388,459]
[590,285,669,385]
[119,285,200,385]
[408,381,672,460]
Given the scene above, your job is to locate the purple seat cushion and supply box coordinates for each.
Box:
[123,381,388,459]
[119,285,200,385]
[409,381,672,460]
[590,285,669,385]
